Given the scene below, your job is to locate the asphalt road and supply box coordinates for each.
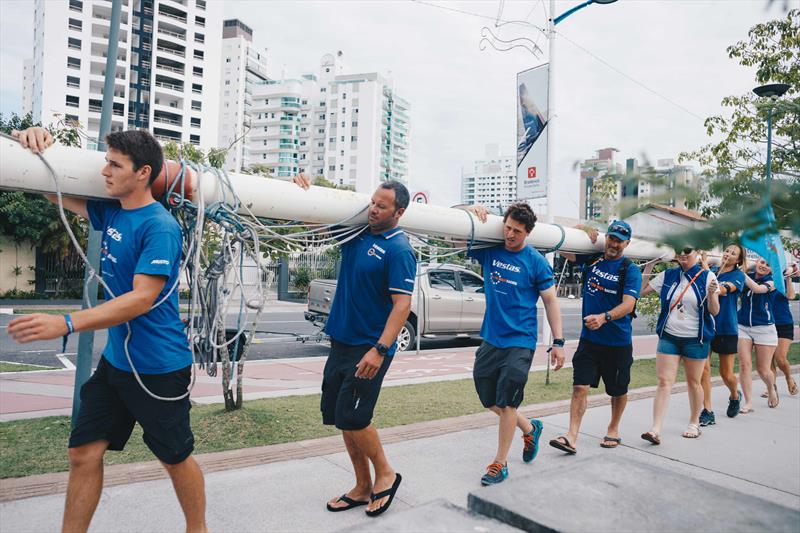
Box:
[0,306,659,369]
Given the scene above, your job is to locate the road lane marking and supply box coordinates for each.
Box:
[56,353,76,370]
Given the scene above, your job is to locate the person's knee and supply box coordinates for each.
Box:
[68,442,105,470]
[572,385,589,398]
[160,454,198,474]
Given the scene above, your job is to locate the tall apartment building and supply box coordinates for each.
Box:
[579,148,698,222]
[246,52,410,192]
[218,19,270,172]
[26,0,222,149]
[460,144,516,212]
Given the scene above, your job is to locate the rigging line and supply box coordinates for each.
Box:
[410,0,548,33]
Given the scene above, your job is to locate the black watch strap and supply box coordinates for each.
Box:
[375,343,390,356]
[552,338,565,347]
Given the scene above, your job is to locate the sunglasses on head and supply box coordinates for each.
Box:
[610,224,630,236]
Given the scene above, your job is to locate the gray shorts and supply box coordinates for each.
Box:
[472,341,534,408]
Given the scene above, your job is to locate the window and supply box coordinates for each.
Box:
[192,83,202,94]
[342,93,347,99]
[329,165,335,171]
[340,150,344,156]
[67,57,81,69]
[301,99,307,105]
[196,0,206,9]
[191,100,202,111]
[193,50,204,60]
[318,128,324,134]
[317,142,324,147]
[66,75,80,88]
[68,37,81,50]
[301,113,307,118]
[226,57,231,63]
[224,80,230,85]
[339,164,344,170]
[459,273,484,293]
[68,18,81,30]
[352,121,358,127]
[319,114,325,120]
[194,33,204,44]
[340,136,344,142]
[354,108,358,113]
[351,136,357,142]
[65,95,79,108]
[319,101,325,106]
[329,137,335,143]
[341,121,345,128]
[195,16,205,27]
[320,87,327,92]
[69,0,82,12]
[429,271,457,291]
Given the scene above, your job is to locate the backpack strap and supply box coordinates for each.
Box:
[617,257,637,318]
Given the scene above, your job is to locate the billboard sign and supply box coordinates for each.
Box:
[516,63,549,201]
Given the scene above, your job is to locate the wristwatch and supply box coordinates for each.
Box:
[604,311,613,322]
[375,342,390,356]
[552,338,565,348]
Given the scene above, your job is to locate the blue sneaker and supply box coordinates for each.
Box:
[480,462,508,486]
[522,419,544,463]
[727,391,742,418]
[699,409,716,427]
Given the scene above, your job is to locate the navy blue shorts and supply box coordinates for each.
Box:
[472,341,534,409]
[657,332,711,360]
[572,339,633,397]
[321,340,392,431]
[69,357,194,465]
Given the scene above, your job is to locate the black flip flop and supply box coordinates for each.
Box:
[600,436,622,449]
[326,494,369,512]
[365,473,403,517]
[549,436,577,454]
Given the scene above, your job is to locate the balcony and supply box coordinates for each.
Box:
[158,8,186,24]
[156,62,184,75]
[157,44,185,58]
[158,27,186,41]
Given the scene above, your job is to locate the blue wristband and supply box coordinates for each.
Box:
[64,314,75,334]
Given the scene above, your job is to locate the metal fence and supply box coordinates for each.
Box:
[35,248,86,297]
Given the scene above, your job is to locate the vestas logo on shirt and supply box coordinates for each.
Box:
[590,265,619,282]
[106,227,123,242]
[492,259,520,273]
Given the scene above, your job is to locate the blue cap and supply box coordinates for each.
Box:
[607,220,632,241]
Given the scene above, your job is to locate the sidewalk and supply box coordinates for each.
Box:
[0,335,660,421]
[1,379,797,532]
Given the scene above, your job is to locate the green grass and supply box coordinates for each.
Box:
[0,362,57,372]
[1,344,797,479]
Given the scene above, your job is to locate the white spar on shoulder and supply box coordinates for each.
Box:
[1,137,675,260]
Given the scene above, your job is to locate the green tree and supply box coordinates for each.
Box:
[677,9,799,248]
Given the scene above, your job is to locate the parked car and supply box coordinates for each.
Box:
[305,263,486,351]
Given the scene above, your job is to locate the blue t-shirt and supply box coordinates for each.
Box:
[576,255,641,346]
[738,273,774,327]
[770,289,795,326]
[468,245,555,349]
[88,200,191,374]
[325,227,416,355]
[714,268,746,335]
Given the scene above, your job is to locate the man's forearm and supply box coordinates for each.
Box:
[70,291,157,333]
[378,302,412,347]
[542,298,563,339]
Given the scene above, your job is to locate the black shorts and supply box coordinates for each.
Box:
[711,334,739,355]
[321,340,392,431]
[572,339,633,397]
[472,341,534,409]
[69,357,194,465]
[776,324,794,340]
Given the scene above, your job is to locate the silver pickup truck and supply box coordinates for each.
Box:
[304,263,486,351]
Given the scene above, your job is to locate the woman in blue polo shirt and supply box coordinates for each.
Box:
[737,258,779,412]
[640,247,720,443]
[768,264,798,397]
[701,244,747,423]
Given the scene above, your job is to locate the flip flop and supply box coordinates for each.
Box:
[600,436,622,449]
[739,407,754,414]
[549,436,577,454]
[326,494,369,512]
[768,384,779,408]
[641,431,660,445]
[789,378,798,396]
[682,423,702,439]
[365,473,402,517]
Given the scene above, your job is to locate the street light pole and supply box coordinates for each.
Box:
[752,83,790,198]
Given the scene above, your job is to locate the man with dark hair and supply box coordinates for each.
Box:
[8,127,207,533]
[550,221,643,454]
[293,174,415,517]
[464,202,565,486]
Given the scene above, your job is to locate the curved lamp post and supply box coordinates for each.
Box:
[752,83,790,190]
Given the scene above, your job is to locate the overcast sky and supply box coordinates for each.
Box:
[0,1,787,217]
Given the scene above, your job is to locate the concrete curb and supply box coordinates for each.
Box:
[7,367,798,504]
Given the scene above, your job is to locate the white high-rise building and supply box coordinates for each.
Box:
[461,144,517,212]
[247,52,410,192]
[26,0,222,149]
[21,59,34,116]
[218,19,270,172]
